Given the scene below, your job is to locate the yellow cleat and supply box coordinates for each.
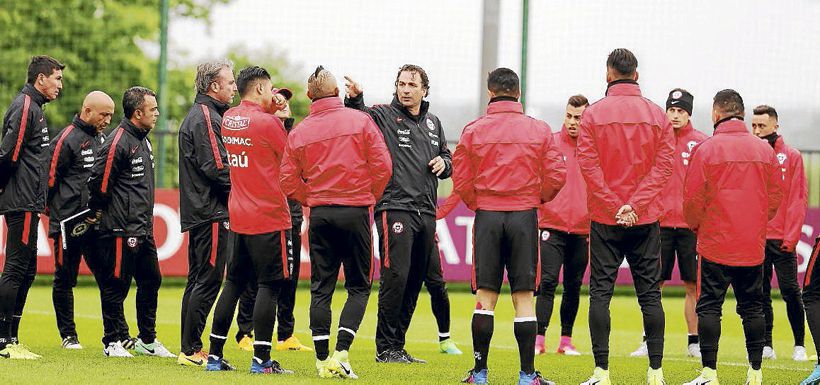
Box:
[0,344,40,360]
[13,344,42,359]
[745,367,762,385]
[647,367,664,385]
[276,336,313,352]
[177,351,206,366]
[316,358,338,378]
[237,335,254,352]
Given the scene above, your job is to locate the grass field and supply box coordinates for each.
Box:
[0,280,815,384]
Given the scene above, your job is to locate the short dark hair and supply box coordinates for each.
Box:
[606,48,638,77]
[713,89,745,117]
[753,104,778,120]
[27,55,65,84]
[567,94,589,108]
[123,86,156,119]
[487,68,519,97]
[236,66,271,97]
[395,64,429,96]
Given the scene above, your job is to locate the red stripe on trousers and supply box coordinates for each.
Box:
[281,231,289,279]
[381,211,390,268]
[210,222,219,266]
[368,206,375,283]
[55,235,62,266]
[696,257,702,299]
[471,225,477,292]
[12,95,31,162]
[535,227,541,292]
[21,212,32,245]
[114,237,122,278]
[805,240,820,286]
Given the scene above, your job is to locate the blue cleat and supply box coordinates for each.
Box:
[518,371,555,385]
[462,368,488,384]
[205,355,235,371]
[801,364,820,385]
[250,358,294,374]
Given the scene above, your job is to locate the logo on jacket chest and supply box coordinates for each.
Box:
[681,140,699,166]
[426,118,435,130]
[40,126,50,147]
[223,115,250,130]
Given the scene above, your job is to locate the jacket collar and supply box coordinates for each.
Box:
[391,95,429,121]
[120,118,150,140]
[713,118,748,134]
[72,114,98,137]
[605,80,641,97]
[486,100,524,115]
[22,83,49,107]
[309,96,344,115]
[195,93,231,116]
[239,99,266,113]
[560,125,578,145]
[675,121,695,137]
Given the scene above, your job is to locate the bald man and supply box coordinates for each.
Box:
[47,91,115,349]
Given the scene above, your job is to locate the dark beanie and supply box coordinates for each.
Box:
[666,89,693,116]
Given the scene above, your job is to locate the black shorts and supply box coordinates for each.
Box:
[472,209,538,293]
[660,227,698,282]
[228,229,293,285]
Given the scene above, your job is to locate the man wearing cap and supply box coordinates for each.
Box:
[631,88,708,359]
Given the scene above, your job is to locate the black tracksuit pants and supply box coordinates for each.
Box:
[802,237,820,363]
[426,237,451,339]
[92,234,162,346]
[179,221,232,355]
[588,221,665,370]
[697,257,765,370]
[308,206,372,355]
[375,210,435,353]
[51,230,98,339]
[762,239,805,347]
[0,212,39,345]
[536,229,588,337]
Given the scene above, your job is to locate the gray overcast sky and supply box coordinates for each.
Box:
[170,0,820,146]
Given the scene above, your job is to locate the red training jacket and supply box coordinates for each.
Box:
[766,135,808,251]
[538,126,589,234]
[576,81,675,225]
[280,97,393,207]
[683,119,783,266]
[222,100,291,234]
[659,122,709,228]
[452,100,566,211]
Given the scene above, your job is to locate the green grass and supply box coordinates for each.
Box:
[2,280,815,384]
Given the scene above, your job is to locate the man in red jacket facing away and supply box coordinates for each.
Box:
[454,68,565,385]
[535,94,590,357]
[631,88,709,359]
[280,66,392,379]
[205,66,293,375]
[682,89,782,385]
[576,48,674,385]
[751,105,809,361]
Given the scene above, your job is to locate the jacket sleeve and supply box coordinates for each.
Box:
[782,152,809,249]
[436,119,453,179]
[47,129,75,199]
[191,109,231,203]
[364,118,393,201]
[279,136,308,205]
[269,118,289,157]
[766,151,784,221]
[682,145,707,231]
[0,97,31,171]
[87,132,124,212]
[627,119,675,215]
[540,128,566,203]
[344,93,374,116]
[436,191,462,220]
[452,130,477,210]
[576,114,621,216]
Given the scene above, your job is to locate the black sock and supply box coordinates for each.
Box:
[252,284,280,363]
[514,317,537,374]
[209,334,227,358]
[253,343,272,363]
[688,334,699,345]
[439,331,450,342]
[472,309,494,371]
[336,327,356,352]
[10,316,20,342]
[314,336,329,360]
[0,318,10,345]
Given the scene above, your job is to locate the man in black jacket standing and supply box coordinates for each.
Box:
[87,86,174,359]
[0,55,64,360]
[48,91,114,350]
[177,60,236,367]
[345,65,452,363]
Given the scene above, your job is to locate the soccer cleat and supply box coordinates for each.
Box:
[205,355,235,371]
[275,335,313,351]
[0,344,39,360]
[519,370,556,385]
[794,346,809,361]
[461,368,488,384]
[400,349,427,363]
[687,343,702,358]
[12,343,42,359]
[580,367,611,385]
[440,338,463,355]
[630,341,648,357]
[104,341,134,358]
[237,334,254,352]
[745,367,762,385]
[250,358,294,374]
[134,339,176,358]
[535,334,546,355]
[178,351,206,366]
[557,336,581,356]
[120,337,137,350]
[316,358,336,378]
[328,350,359,379]
[375,349,412,363]
[800,364,820,385]
[762,345,776,359]
[62,336,83,350]
[683,367,719,385]
[646,367,665,385]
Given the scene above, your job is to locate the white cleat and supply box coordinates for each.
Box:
[794,346,809,362]
[134,338,176,358]
[630,341,648,357]
[762,346,776,360]
[61,336,83,350]
[683,367,719,385]
[687,343,701,358]
[104,341,134,357]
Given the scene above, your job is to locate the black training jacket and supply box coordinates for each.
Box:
[283,118,303,224]
[47,115,105,236]
[344,94,452,216]
[88,118,155,236]
[0,84,52,214]
[177,94,231,232]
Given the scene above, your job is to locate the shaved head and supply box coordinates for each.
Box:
[307,66,339,101]
[80,91,115,133]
